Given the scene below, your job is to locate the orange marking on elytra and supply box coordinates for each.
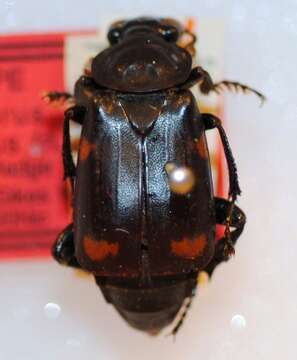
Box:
[84,236,119,261]
[79,138,96,161]
[171,234,207,259]
[197,135,208,159]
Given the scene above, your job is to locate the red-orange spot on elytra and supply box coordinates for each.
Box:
[171,234,207,259]
[79,138,96,161]
[83,236,119,261]
[197,135,208,159]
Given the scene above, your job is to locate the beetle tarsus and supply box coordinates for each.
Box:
[180,67,265,104]
[170,289,196,336]
[204,197,246,277]
[42,91,75,108]
[213,80,266,104]
[222,237,236,260]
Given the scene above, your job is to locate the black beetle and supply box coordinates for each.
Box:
[44,17,264,335]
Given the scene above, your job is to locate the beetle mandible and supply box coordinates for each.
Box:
[44,17,264,335]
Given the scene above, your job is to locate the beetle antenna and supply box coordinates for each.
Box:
[178,29,197,57]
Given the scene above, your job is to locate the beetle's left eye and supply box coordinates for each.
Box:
[159,25,179,42]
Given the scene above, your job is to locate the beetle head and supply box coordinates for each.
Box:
[107,17,182,45]
[91,17,192,93]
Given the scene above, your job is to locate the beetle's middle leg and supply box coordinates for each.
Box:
[52,104,87,269]
[202,112,243,257]
[202,113,241,202]
[62,105,86,195]
[203,197,246,277]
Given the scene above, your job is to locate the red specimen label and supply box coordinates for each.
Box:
[0,28,225,259]
[0,33,70,258]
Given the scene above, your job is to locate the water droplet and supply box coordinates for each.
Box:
[230,314,246,330]
[44,302,61,319]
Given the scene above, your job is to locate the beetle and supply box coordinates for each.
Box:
[44,17,264,335]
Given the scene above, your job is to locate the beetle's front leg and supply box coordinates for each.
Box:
[213,80,266,104]
[181,67,265,103]
[42,91,75,108]
[203,197,246,277]
[180,66,215,93]
[52,223,81,269]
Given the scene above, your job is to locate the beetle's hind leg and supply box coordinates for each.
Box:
[169,288,196,337]
[170,194,245,335]
[204,197,246,277]
[52,223,81,269]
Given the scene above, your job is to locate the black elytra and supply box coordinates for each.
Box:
[47,16,266,335]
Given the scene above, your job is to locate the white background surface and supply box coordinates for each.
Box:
[0,1,296,359]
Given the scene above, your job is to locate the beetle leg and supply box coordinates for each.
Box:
[53,107,86,268]
[62,106,86,193]
[42,91,75,108]
[64,105,86,125]
[202,113,244,261]
[52,223,81,269]
[213,80,266,104]
[62,109,76,194]
[204,197,246,277]
[181,67,265,103]
[202,113,241,201]
[170,288,196,337]
[178,29,197,57]
[180,66,215,93]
